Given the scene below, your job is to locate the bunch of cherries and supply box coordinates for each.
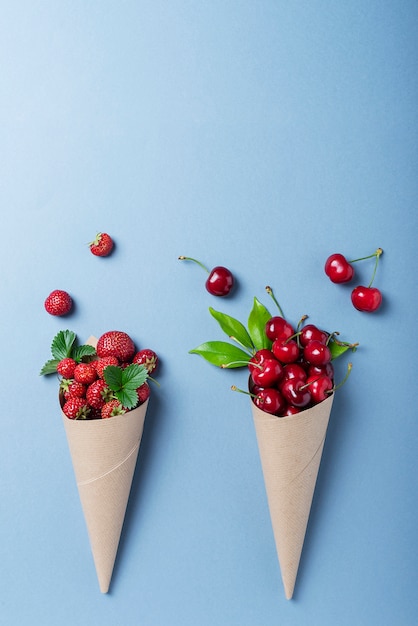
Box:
[325,248,383,312]
[242,314,349,417]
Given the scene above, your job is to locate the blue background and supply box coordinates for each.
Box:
[1,1,417,625]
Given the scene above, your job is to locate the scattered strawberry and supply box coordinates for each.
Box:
[44,290,72,316]
[136,382,150,405]
[96,331,135,362]
[60,379,86,399]
[101,399,126,419]
[133,349,159,375]
[74,363,97,385]
[89,232,114,257]
[57,357,77,378]
[62,397,91,420]
[86,379,113,409]
[95,355,119,379]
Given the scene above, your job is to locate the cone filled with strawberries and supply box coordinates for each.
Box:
[189,287,357,599]
[41,330,159,593]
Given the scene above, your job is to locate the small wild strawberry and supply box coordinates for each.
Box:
[133,349,159,375]
[74,362,97,385]
[89,232,114,257]
[63,397,90,420]
[86,379,113,409]
[101,399,126,419]
[95,356,119,379]
[60,378,86,399]
[44,290,72,316]
[96,331,135,362]
[57,357,77,378]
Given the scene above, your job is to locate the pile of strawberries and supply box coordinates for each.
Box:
[41,330,159,420]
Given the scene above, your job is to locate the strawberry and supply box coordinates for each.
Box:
[136,382,150,405]
[94,355,119,379]
[60,378,86,399]
[74,362,97,385]
[101,399,126,419]
[96,331,135,362]
[44,290,72,316]
[57,357,77,378]
[62,397,90,420]
[132,349,159,375]
[86,379,113,409]
[89,232,114,257]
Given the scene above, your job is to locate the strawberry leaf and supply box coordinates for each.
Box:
[39,359,60,376]
[114,387,138,409]
[189,341,251,368]
[209,307,254,352]
[121,363,148,389]
[247,298,272,350]
[103,365,124,391]
[51,330,77,360]
[72,344,97,362]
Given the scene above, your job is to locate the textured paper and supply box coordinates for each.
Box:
[250,393,334,600]
[60,335,148,593]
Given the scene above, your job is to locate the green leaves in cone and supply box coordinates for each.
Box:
[104,363,148,409]
[247,297,272,350]
[209,307,254,351]
[40,330,96,375]
[189,341,251,368]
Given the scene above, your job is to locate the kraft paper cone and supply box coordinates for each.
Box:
[60,335,148,593]
[250,393,334,600]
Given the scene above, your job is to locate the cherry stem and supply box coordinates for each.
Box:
[368,248,383,288]
[178,256,210,274]
[220,359,251,369]
[229,336,255,356]
[348,248,383,264]
[333,362,353,391]
[231,385,256,398]
[265,286,285,318]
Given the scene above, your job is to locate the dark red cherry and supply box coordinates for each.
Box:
[306,375,333,403]
[281,379,311,408]
[303,340,331,366]
[205,266,234,296]
[265,316,294,342]
[250,357,283,387]
[299,324,328,346]
[325,253,354,283]
[253,388,287,415]
[272,339,300,364]
[351,286,382,312]
[308,362,334,381]
[281,363,307,383]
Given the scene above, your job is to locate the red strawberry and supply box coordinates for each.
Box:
[136,382,150,405]
[101,399,126,419]
[86,379,113,409]
[57,357,77,378]
[89,232,114,257]
[74,362,97,384]
[62,397,90,420]
[94,355,119,379]
[132,349,159,375]
[96,331,135,362]
[44,290,72,316]
[60,379,86,399]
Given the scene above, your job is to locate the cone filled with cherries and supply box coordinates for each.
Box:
[40,329,159,593]
[189,288,357,599]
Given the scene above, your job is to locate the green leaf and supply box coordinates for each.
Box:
[121,364,148,389]
[247,298,272,350]
[209,307,254,352]
[39,359,60,376]
[103,365,124,391]
[329,339,358,360]
[72,344,97,362]
[114,387,138,409]
[189,341,251,368]
[51,330,76,360]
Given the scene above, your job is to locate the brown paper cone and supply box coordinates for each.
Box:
[61,335,148,593]
[250,393,334,600]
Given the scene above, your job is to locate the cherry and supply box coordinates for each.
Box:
[305,375,333,403]
[281,379,311,408]
[282,405,301,416]
[253,387,287,415]
[272,339,300,364]
[179,256,234,296]
[351,286,382,312]
[250,356,283,387]
[303,340,331,366]
[299,324,328,346]
[281,363,307,383]
[324,253,354,283]
[265,316,294,342]
[308,362,334,380]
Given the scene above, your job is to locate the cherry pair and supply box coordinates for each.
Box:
[324,248,383,312]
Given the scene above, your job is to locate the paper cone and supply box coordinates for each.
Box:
[250,393,334,600]
[60,335,148,593]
